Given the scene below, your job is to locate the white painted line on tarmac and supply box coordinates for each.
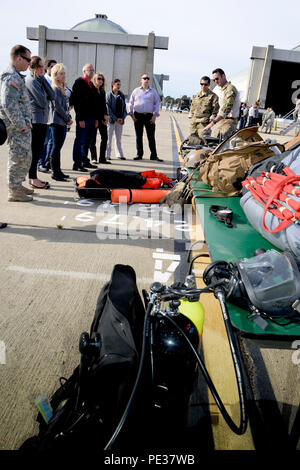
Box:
[152,253,181,261]
[7,266,154,284]
[61,216,66,221]
[154,260,163,270]
[167,261,180,272]
[152,249,181,283]
[0,341,6,365]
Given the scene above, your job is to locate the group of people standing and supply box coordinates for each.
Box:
[0,45,74,202]
[71,67,162,168]
[188,68,277,140]
[26,57,72,187]
[238,102,261,129]
[188,68,241,140]
[238,102,275,133]
[0,44,163,211]
[71,64,127,171]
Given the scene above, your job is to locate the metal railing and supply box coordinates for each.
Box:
[277,107,299,135]
[282,108,295,120]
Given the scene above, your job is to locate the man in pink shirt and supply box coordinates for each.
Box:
[129,74,163,161]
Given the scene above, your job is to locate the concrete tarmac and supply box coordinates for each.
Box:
[0,111,299,452]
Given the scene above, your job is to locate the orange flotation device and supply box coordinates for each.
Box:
[141,170,172,186]
[76,176,101,188]
[111,189,171,203]
[141,178,162,189]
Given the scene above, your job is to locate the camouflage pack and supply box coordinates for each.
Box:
[195,140,284,196]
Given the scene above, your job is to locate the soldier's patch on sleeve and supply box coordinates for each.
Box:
[11,81,19,90]
[7,81,19,98]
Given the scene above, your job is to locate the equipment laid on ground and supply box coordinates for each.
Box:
[161,127,285,208]
[195,139,283,196]
[20,263,248,453]
[75,169,174,202]
[180,135,221,152]
[203,249,300,330]
[241,143,300,257]
[111,188,170,204]
[180,136,220,169]
[209,205,233,228]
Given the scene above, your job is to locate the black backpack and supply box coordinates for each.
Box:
[19,265,145,453]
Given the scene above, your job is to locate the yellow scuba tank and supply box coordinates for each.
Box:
[178,299,205,341]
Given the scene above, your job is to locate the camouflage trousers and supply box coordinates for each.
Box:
[261,121,274,133]
[6,127,32,191]
[189,119,210,137]
[211,118,238,140]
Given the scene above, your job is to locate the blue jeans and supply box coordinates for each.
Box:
[239,117,247,129]
[72,118,96,169]
[49,124,67,174]
[248,117,259,127]
[38,125,53,168]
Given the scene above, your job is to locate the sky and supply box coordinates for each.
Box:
[1,0,299,98]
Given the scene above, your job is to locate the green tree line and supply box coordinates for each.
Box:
[165,95,191,104]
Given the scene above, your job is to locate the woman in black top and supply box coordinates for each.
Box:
[106,78,127,160]
[90,73,110,164]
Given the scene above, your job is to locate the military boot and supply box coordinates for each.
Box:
[8,190,33,202]
[20,185,34,195]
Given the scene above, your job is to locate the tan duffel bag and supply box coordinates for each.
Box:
[195,140,285,196]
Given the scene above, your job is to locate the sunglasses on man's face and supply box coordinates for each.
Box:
[142,77,150,80]
[200,83,209,86]
[214,77,220,81]
[21,55,31,63]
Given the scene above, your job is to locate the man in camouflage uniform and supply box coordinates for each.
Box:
[203,68,240,140]
[0,45,34,202]
[261,107,275,133]
[189,76,219,137]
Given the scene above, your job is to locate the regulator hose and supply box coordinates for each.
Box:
[160,305,248,435]
[104,281,248,451]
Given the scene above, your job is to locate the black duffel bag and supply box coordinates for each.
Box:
[19,265,146,453]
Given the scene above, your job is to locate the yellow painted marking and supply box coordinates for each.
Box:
[190,233,254,450]
[171,112,254,448]
[170,115,184,165]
